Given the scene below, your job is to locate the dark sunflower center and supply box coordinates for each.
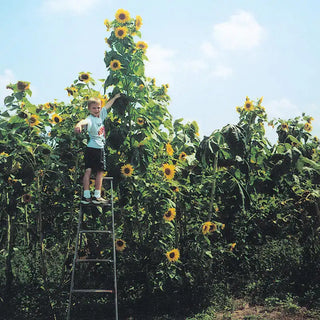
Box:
[82,74,89,80]
[165,168,171,175]
[113,62,119,68]
[117,241,123,246]
[54,117,60,123]
[169,252,175,258]
[118,30,124,36]
[165,211,171,217]
[119,13,126,20]
[124,168,130,174]
[30,117,36,123]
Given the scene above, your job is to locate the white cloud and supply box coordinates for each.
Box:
[210,64,233,79]
[0,69,15,106]
[266,98,301,120]
[200,41,219,58]
[213,10,264,50]
[41,0,101,15]
[145,44,176,84]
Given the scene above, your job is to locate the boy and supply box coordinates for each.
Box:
[75,93,120,204]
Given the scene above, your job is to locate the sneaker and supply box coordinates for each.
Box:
[92,197,108,205]
[81,197,92,205]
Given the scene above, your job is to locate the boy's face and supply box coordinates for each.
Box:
[88,102,102,117]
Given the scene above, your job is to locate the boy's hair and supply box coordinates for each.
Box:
[87,97,102,108]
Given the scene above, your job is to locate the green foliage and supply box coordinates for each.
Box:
[1,9,320,320]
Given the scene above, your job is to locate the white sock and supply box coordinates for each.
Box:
[84,190,91,198]
[94,190,101,198]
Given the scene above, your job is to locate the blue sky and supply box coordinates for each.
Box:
[1,0,320,141]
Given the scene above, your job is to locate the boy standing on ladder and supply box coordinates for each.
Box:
[75,93,121,204]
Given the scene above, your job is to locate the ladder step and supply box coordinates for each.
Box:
[72,289,114,293]
[76,258,113,263]
[79,230,112,234]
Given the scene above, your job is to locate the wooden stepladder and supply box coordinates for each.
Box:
[67,177,118,320]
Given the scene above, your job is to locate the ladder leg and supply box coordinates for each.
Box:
[67,206,83,320]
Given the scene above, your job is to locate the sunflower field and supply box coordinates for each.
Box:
[1,8,320,320]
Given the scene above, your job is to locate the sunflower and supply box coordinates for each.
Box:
[138,84,144,90]
[110,59,122,71]
[22,194,32,203]
[78,72,91,83]
[115,239,126,252]
[115,9,130,24]
[44,102,56,113]
[166,143,174,156]
[51,113,62,124]
[307,117,314,123]
[137,117,145,126]
[121,164,134,177]
[179,152,187,161]
[163,208,176,222]
[281,123,289,131]
[244,100,254,111]
[304,122,312,132]
[171,185,179,192]
[115,26,128,39]
[104,19,111,30]
[229,242,236,251]
[26,114,40,127]
[65,86,77,96]
[136,41,148,52]
[162,163,175,180]
[202,222,211,235]
[236,106,242,113]
[0,152,9,157]
[17,81,30,91]
[209,222,217,233]
[135,15,142,30]
[166,248,180,262]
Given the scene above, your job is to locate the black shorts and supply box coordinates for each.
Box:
[84,147,106,171]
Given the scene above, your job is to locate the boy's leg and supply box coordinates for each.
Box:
[82,168,92,202]
[94,170,104,192]
[92,170,107,204]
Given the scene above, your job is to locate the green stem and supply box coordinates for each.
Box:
[208,151,219,221]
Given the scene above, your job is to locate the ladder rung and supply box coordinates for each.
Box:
[81,203,111,207]
[76,258,113,263]
[79,230,111,234]
[72,289,113,293]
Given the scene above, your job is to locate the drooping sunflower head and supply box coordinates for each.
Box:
[44,102,57,113]
[104,19,111,30]
[115,239,126,252]
[162,163,175,180]
[281,123,289,131]
[136,41,148,52]
[121,164,134,177]
[17,81,30,91]
[135,15,142,30]
[51,113,62,124]
[304,122,312,132]
[236,106,242,113]
[22,194,32,203]
[137,117,145,126]
[202,222,211,235]
[26,114,40,127]
[165,143,174,156]
[110,59,122,71]
[115,26,128,39]
[166,248,180,263]
[179,152,187,161]
[115,9,130,24]
[244,100,254,111]
[78,72,91,83]
[163,208,176,222]
[65,86,77,96]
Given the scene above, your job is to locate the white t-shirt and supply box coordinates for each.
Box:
[86,108,108,149]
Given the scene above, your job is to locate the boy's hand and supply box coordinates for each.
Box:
[74,125,81,133]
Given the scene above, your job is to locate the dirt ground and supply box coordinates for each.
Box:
[214,300,319,320]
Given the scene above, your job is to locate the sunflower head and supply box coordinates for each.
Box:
[165,143,174,156]
[244,100,254,111]
[115,26,128,39]
[22,194,32,203]
[179,152,187,161]
[304,122,312,132]
[110,59,122,71]
[115,9,130,24]
[202,222,210,235]
[281,123,289,131]
[162,163,175,180]
[17,81,30,91]
[171,185,179,192]
[104,19,111,30]
[78,72,91,83]
[115,239,126,251]
[65,86,77,96]
[166,248,180,262]
[121,164,134,177]
[26,114,40,127]
[137,117,145,126]
[135,15,142,30]
[136,41,148,52]
[51,113,62,124]
[163,208,176,222]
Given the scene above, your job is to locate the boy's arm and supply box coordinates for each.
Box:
[74,119,88,133]
[104,93,121,110]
